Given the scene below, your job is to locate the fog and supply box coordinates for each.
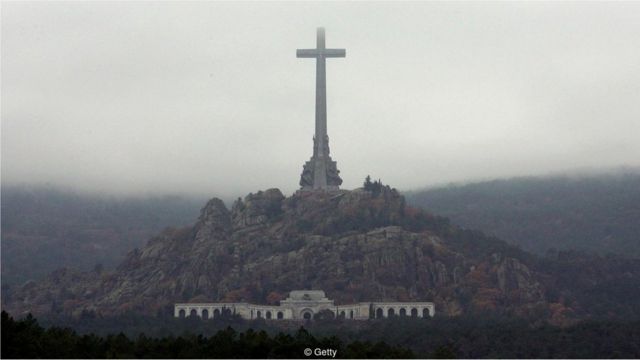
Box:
[2,2,639,198]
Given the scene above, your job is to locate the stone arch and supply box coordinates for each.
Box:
[277,311,284,319]
[189,309,197,317]
[303,312,312,320]
[266,311,272,320]
[388,308,395,317]
[202,309,209,320]
[349,310,354,319]
[300,308,313,320]
[399,308,407,316]
[411,308,418,317]
[339,311,346,318]
[222,308,232,317]
[376,308,384,319]
[214,309,221,318]
[179,309,186,318]
[257,310,262,318]
[422,308,429,318]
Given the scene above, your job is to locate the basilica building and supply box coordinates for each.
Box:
[174,290,435,321]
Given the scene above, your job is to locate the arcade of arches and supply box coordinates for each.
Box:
[175,290,435,321]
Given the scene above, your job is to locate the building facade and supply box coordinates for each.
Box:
[174,290,435,320]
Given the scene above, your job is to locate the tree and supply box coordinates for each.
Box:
[266,291,284,305]
[363,175,373,190]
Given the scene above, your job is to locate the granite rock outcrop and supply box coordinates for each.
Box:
[6,186,637,324]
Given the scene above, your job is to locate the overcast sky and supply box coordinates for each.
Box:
[2,2,639,198]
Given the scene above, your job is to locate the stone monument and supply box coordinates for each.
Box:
[297,28,344,191]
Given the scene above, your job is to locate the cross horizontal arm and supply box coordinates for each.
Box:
[324,49,346,58]
[296,49,319,58]
[297,48,346,58]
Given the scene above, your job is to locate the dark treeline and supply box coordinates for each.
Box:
[406,172,640,257]
[348,315,640,358]
[1,311,414,359]
[5,311,640,358]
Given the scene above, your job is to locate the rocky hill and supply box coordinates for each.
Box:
[4,186,640,325]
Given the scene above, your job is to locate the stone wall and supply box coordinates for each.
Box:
[370,302,435,318]
[174,301,434,320]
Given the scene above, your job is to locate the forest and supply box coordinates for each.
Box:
[406,172,640,257]
[4,311,640,358]
[1,311,414,359]
[1,185,204,285]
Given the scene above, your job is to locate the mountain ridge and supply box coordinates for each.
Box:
[1,185,203,285]
[4,185,640,326]
[406,172,640,257]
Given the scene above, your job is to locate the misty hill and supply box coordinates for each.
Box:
[4,185,640,325]
[405,172,640,257]
[1,185,204,285]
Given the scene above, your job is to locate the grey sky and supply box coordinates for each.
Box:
[2,1,639,198]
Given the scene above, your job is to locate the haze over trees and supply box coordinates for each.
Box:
[1,185,204,285]
[4,171,638,289]
[406,171,640,257]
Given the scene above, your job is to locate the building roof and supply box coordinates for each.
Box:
[286,290,327,301]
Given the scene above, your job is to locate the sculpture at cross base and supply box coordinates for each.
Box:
[297,27,344,191]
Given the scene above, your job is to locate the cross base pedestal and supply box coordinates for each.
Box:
[299,156,342,191]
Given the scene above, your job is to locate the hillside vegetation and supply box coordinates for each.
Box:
[1,311,414,359]
[5,185,640,325]
[1,185,204,285]
[4,311,640,358]
[406,172,640,257]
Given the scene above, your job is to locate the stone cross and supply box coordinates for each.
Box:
[297,28,345,191]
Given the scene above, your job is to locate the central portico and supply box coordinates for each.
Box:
[297,28,344,191]
[279,290,334,320]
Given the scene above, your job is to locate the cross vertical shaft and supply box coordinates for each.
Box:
[296,27,345,191]
[315,28,327,157]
